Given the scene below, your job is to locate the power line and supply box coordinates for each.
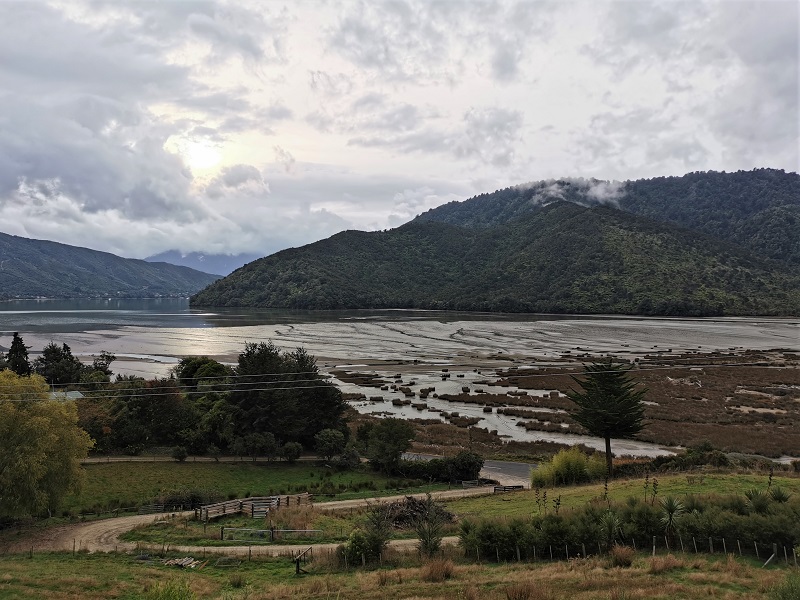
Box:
[0,360,787,402]
[0,356,782,393]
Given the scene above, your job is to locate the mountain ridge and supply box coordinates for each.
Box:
[191,200,800,316]
[0,232,219,299]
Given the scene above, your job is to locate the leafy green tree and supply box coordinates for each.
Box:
[33,342,85,385]
[242,432,276,462]
[280,441,303,463]
[230,342,347,446]
[567,361,646,477]
[6,332,31,376]
[0,371,93,517]
[367,418,415,474]
[315,428,346,461]
[174,356,231,393]
[450,450,485,481]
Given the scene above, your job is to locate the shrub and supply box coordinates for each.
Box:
[420,558,454,582]
[744,489,771,515]
[280,441,303,463]
[171,446,188,462]
[609,544,635,567]
[769,487,791,503]
[530,447,606,487]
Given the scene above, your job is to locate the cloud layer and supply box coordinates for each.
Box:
[0,0,796,259]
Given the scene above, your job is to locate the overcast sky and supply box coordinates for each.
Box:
[0,0,797,259]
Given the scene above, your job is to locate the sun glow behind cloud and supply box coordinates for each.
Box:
[167,138,223,172]
[0,0,795,260]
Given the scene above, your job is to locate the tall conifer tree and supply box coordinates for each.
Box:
[567,361,646,476]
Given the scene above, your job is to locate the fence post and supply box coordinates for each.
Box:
[693,537,697,554]
[679,536,684,553]
[220,527,224,540]
[754,542,759,559]
[763,544,778,568]
[737,540,742,557]
[723,539,727,555]
[709,538,713,554]
[784,546,788,565]
[652,536,656,557]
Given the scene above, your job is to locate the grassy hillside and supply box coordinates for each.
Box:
[191,202,800,316]
[0,232,218,298]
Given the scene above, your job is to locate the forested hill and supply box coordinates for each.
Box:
[415,169,800,264]
[0,232,219,299]
[191,202,800,316]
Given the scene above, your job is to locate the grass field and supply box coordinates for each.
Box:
[0,546,796,599]
[447,472,800,519]
[63,462,448,514]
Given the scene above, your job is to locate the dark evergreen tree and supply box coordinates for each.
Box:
[367,418,415,474]
[6,332,31,376]
[567,361,647,477]
[230,342,347,446]
[33,342,85,385]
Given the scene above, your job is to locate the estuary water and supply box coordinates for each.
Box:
[2,298,797,456]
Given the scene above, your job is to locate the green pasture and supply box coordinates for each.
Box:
[64,462,447,514]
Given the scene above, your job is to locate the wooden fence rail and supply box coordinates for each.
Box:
[198,493,311,522]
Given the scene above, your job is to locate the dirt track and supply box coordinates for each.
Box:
[4,487,496,555]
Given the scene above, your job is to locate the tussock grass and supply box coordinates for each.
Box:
[420,558,455,582]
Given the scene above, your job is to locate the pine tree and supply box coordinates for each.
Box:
[567,361,646,477]
[6,332,31,376]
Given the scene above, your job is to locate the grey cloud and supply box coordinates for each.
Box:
[577,107,710,175]
[706,2,799,168]
[585,1,797,171]
[326,1,560,84]
[205,164,269,200]
[308,97,432,136]
[309,70,354,97]
[0,2,190,99]
[326,1,459,83]
[348,106,523,168]
[274,146,297,173]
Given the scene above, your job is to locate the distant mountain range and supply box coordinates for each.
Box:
[145,250,261,276]
[0,233,219,299]
[191,169,800,316]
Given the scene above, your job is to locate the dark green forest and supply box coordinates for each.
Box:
[416,168,800,265]
[191,200,800,316]
[0,231,218,299]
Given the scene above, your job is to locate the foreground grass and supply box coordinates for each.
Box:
[447,473,800,519]
[0,547,795,599]
[64,462,447,514]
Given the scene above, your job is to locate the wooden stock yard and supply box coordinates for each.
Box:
[197,493,311,521]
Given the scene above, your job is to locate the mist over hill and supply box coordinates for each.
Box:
[416,169,799,265]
